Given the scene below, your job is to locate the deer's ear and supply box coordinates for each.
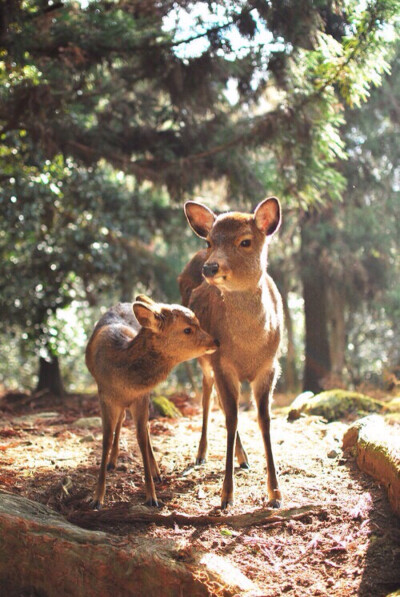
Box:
[254,197,281,237]
[133,302,163,332]
[184,201,216,239]
[135,294,156,306]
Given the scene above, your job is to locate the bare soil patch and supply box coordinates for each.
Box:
[0,391,399,596]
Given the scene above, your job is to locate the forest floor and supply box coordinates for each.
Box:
[0,389,399,597]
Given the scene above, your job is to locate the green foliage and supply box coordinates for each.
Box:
[1,0,399,391]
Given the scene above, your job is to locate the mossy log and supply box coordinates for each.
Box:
[343,415,400,516]
[289,389,385,422]
[0,491,255,596]
[152,395,182,418]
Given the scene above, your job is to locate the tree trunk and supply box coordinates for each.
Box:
[327,284,347,379]
[36,355,65,397]
[300,212,332,393]
[281,287,299,393]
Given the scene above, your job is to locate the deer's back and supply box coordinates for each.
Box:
[85,303,139,380]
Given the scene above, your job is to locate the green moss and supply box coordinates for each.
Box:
[152,395,182,419]
[303,389,385,422]
[386,397,400,413]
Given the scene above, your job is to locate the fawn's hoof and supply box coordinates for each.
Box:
[239,461,250,469]
[153,474,162,483]
[91,500,103,510]
[106,462,116,471]
[196,457,206,465]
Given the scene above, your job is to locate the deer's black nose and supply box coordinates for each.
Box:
[203,262,219,278]
[214,338,220,347]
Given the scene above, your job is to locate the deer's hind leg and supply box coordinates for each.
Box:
[93,399,122,509]
[107,409,126,470]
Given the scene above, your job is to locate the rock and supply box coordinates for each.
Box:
[343,415,400,516]
[290,389,385,422]
[0,491,255,597]
[287,391,314,421]
[327,449,339,459]
[80,434,95,443]
[152,395,182,419]
[73,417,102,429]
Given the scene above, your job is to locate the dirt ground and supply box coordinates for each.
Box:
[0,390,399,597]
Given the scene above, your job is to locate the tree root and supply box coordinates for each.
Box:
[69,503,326,530]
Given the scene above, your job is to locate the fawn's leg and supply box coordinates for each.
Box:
[252,366,282,508]
[196,359,214,465]
[93,399,121,509]
[107,409,126,470]
[214,367,240,509]
[131,396,158,507]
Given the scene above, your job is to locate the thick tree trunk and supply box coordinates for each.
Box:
[36,355,65,397]
[281,287,299,393]
[301,212,332,393]
[327,284,347,379]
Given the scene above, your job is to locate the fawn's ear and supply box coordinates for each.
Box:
[254,197,281,237]
[135,294,156,306]
[184,201,216,239]
[133,302,163,332]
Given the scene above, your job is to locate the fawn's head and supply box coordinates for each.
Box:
[133,295,219,362]
[184,197,281,292]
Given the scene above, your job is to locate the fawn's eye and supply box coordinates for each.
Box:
[183,327,192,334]
[240,239,251,247]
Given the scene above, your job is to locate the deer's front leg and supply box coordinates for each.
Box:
[215,368,240,509]
[252,366,282,508]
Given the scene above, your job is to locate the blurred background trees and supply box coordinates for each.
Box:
[0,0,399,396]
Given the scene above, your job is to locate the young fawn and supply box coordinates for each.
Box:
[179,197,283,509]
[85,295,218,509]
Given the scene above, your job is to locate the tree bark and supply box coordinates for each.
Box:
[327,284,347,378]
[36,355,65,397]
[280,286,299,393]
[0,491,256,597]
[300,212,332,393]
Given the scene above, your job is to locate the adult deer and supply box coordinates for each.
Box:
[179,198,283,509]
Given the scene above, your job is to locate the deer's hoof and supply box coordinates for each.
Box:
[106,462,116,471]
[196,457,206,465]
[267,498,281,509]
[153,474,162,483]
[91,500,103,511]
[144,497,160,508]
[239,461,250,470]
[221,498,234,510]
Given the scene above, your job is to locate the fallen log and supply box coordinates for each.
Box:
[343,415,400,516]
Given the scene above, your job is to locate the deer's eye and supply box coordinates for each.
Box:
[240,239,251,247]
[206,241,211,248]
[183,327,192,334]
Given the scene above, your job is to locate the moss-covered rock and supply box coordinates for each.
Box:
[301,389,385,422]
[152,395,182,419]
[386,397,400,412]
